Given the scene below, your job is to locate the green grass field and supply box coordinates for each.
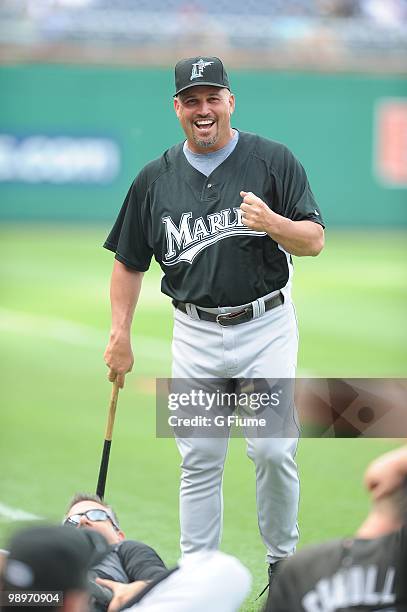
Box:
[0,225,406,610]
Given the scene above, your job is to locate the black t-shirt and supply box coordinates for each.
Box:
[91,539,169,584]
[268,526,407,612]
[104,131,324,308]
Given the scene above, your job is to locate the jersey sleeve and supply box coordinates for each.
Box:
[119,540,169,583]
[103,175,153,272]
[277,146,325,227]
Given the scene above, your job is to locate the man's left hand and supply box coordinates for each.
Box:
[96,578,149,612]
[240,191,274,233]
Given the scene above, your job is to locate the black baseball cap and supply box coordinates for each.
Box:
[174,56,230,97]
[2,525,109,592]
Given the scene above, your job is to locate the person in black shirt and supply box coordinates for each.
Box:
[63,493,168,611]
[266,446,407,612]
[63,493,251,612]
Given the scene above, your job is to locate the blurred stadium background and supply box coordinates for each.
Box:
[1,1,406,609]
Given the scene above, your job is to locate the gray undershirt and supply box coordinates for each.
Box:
[183,129,239,177]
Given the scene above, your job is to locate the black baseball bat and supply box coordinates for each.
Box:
[96,381,120,500]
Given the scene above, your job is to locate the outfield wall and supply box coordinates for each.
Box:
[1,65,406,226]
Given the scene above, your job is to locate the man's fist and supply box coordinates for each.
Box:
[240,191,274,233]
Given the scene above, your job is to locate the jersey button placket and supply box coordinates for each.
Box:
[201,183,217,201]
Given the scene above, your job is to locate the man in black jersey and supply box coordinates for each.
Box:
[267,446,407,612]
[103,57,325,587]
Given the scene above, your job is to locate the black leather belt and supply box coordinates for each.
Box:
[173,292,284,327]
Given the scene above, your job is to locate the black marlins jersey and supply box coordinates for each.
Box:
[269,526,407,612]
[104,131,324,308]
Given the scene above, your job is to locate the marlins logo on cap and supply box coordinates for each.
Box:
[174,56,230,96]
[190,59,214,80]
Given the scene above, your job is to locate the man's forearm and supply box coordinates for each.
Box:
[265,216,324,257]
[110,260,144,337]
[104,260,144,387]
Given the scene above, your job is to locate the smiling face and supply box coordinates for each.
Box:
[174,86,235,153]
[65,500,125,545]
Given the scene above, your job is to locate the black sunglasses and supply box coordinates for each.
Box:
[64,508,119,531]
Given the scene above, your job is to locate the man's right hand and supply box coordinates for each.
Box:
[104,334,134,389]
[95,578,149,612]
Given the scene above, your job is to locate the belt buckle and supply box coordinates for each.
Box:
[216,313,229,326]
[216,308,251,327]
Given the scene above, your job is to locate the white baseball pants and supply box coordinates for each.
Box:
[171,293,300,564]
[131,551,251,612]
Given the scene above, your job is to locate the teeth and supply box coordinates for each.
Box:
[195,120,214,126]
